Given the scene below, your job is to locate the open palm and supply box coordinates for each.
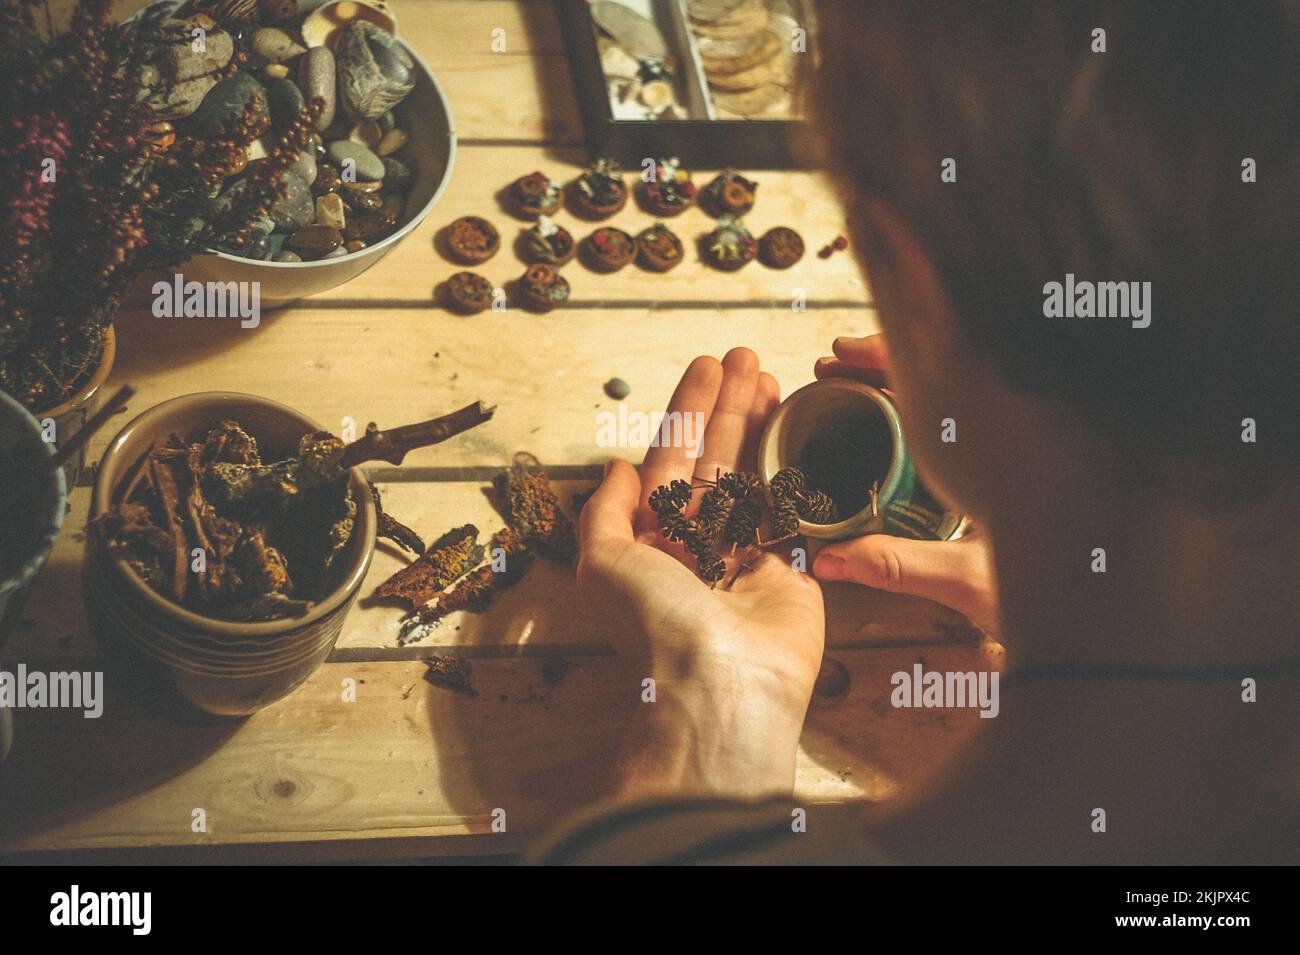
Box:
[578,349,824,797]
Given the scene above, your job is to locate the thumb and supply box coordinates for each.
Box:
[813,534,995,630]
[579,458,640,549]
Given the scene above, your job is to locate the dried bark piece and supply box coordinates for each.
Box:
[397,528,531,644]
[375,524,484,608]
[423,655,477,697]
[495,453,576,562]
[368,481,424,555]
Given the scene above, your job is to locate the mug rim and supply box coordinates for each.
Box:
[758,377,906,540]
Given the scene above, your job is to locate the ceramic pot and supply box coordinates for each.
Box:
[86,392,376,716]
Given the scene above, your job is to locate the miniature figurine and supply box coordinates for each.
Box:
[507,171,563,219]
[702,214,758,270]
[758,226,805,269]
[635,222,685,272]
[445,216,500,264]
[522,216,577,266]
[702,169,758,217]
[518,263,571,312]
[569,159,629,219]
[638,157,696,216]
[581,226,637,272]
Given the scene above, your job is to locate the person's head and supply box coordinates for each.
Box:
[812,0,1299,525]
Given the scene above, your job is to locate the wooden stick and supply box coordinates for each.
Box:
[339,401,496,469]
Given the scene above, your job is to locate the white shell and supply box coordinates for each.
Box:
[302,0,397,50]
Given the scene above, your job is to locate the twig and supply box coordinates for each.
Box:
[49,383,134,472]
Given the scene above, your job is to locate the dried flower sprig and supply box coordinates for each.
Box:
[0,0,323,410]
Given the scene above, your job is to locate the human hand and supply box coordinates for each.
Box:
[813,335,1000,635]
[579,348,825,800]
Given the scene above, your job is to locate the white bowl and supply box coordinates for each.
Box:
[165,9,456,306]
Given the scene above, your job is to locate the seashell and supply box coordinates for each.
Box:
[192,0,260,27]
[301,0,398,50]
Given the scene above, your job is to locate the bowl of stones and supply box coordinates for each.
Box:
[140,0,455,306]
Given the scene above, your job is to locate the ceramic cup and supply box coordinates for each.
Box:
[758,378,965,542]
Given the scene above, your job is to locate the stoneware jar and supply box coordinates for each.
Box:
[86,392,376,716]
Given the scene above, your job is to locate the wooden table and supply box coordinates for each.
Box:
[0,0,995,860]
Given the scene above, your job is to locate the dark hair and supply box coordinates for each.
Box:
[813,0,1300,484]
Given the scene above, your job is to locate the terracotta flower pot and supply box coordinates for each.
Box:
[29,325,117,491]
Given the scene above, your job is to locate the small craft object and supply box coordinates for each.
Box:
[508,171,563,219]
[445,216,500,264]
[518,263,571,312]
[581,226,636,272]
[444,271,495,314]
[569,159,628,220]
[638,157,695,216]
[703,214,758,270]
[689,0,771,41]
[591,0,669,60]
[758,226,804,269]
[302,0,398,49]
[193,0,260,27]
[702,168,758,217]
[635,223,685,272]
[523,216,577,266]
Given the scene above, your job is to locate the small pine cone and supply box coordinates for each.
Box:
[667,479,694,508]
[769,466,806,500]
[799,490,838,525]
[722,499,762,548]
[685,533,717,559]
[771,495,801,539]
[717,470,762,501]
[695,487,733,536]
[648,484,681,515]
[697,555,727,584]
[659,512,694,542]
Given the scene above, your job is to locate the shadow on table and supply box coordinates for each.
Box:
[111,272,299,381]
[0,675,240,847]
[421,548,989,845]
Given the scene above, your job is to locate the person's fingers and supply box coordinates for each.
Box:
[738,371,780,472]
[813,533,998,632]
[580,459,640,552]
[832,334,891,370]
[692,347,760,484]
[813,356,889,388]
[636,356,723,533]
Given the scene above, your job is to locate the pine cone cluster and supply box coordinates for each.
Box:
[648,465,841,586]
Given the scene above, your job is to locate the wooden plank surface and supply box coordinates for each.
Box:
[2,1,992,859]
[0,643,1001,853]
